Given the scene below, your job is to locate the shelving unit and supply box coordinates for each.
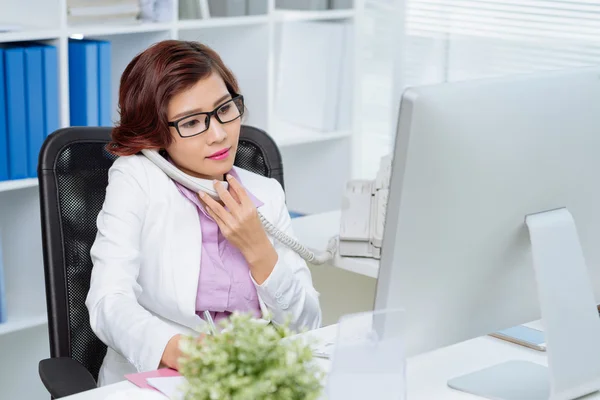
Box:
[67,21,174,36]
[0,178,39,192]
[0,314,48,336]
[0,0,359,398]
[0,29,62,43]
[272,118,352,147]
[0,183,47,399]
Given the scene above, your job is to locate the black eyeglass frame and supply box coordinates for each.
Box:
[167,94,245,138]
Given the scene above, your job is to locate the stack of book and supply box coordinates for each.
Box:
[69,39,112,128]
[0,43,59,181]
[67,0,141,25]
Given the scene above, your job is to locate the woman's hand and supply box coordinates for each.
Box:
[199,174,278,284]
[160,334,182,370]
[160,334,206,370]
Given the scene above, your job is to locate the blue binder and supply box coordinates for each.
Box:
[0,50,8,181]
[42,44,59,138]
[24,46,44,178]
[4,46,28,180]
[69,39,98,126]
[97,40,111,127]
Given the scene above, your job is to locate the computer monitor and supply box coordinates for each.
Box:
[373,68,600,399]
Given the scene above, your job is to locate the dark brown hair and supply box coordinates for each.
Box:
[109,40,240,156]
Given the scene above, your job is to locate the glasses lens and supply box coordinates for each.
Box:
[217,97,244,123]
[177,114,208,137]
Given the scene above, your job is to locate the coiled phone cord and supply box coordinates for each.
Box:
[258,211,337,265]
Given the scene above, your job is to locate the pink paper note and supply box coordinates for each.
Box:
[125,368,181,391]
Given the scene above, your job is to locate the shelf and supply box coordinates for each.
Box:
[0,28,61,43]
[273,9,355,22]
[177,15,269,30]
[0,314,48,336]
[271,119,351,147]
[67,21,173,37]
[0,178,39,193]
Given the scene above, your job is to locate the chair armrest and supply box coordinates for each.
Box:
[39,357,97,398]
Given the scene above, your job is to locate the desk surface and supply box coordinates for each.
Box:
[291,211,379,278]
[64,321,600,400]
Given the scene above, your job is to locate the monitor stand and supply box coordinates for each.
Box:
[447,208,600,400]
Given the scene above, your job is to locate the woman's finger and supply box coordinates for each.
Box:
[226,175,253,208]
[199,191,236,226]
[203,201,223,222]
[204,205,235,238]
[203,201,234,235]
[229,184,241,203]
[213,180,241,213]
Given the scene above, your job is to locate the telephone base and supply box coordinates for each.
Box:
[338,155,390,261]
[339,240,381,259]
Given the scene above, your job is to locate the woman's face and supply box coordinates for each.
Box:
[165,72,241,181]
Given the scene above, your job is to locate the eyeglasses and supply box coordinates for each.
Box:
[168,95,245,138]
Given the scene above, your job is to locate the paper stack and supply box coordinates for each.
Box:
[67,0,141,25]
[146,376,187,399]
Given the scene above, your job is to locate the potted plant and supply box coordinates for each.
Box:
[178,312,325,400]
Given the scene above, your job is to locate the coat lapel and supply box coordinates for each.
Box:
[167,189,204,328]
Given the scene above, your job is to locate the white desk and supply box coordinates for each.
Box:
[64,321,600,400]
[60,212,375,400]
[58,214,598,399]
[290,211,379,278]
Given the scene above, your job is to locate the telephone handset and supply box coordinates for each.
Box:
[338,155,392,259]
[141,148,224,201]
[140,149,336,264]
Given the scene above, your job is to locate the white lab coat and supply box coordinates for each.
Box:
[85,154,322,386]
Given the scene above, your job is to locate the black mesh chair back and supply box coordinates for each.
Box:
[38,125,284,382]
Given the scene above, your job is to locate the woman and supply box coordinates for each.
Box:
[85,40,322,386]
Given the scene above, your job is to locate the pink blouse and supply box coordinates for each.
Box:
[172,168,263,325]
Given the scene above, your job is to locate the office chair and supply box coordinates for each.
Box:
[37,125,284,398]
